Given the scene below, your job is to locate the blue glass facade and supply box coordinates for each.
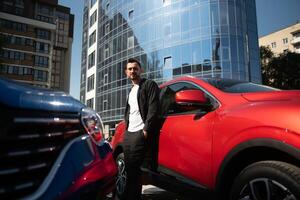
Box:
[93,0,261,126]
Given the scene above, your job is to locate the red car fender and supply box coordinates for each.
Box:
[212,126,287,186]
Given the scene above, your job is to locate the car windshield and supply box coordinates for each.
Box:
[203,78,280,93]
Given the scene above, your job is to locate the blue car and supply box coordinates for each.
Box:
[0,77,117,200]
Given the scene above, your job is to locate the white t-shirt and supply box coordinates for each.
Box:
[128,84,145,132]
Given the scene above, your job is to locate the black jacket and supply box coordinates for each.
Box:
[124,78,160,134]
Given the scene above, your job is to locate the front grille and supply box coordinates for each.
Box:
[0,107,85,199]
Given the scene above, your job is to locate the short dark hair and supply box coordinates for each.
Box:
[125,58,141,70]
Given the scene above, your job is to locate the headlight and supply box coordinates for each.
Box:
[81,108,104,144]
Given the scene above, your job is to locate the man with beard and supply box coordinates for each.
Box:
[122,58,160,200]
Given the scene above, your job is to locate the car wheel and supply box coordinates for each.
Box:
[230,161,300,200]
[115,153,127,200]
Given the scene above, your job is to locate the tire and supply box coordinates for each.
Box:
[115,153,127,200]
[230,161,300,200]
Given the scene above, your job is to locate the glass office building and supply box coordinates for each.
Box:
[81,0,261,129]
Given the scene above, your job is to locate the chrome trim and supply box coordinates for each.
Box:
[0,168,20,175]
[15,182,34,190]
[27,163,47,171]
[45,132,63,137]
[8,150,30,156]
[18,134,40,139]
[14,118,79,124]
[22,136,89,200]
[64,130,80,135]
[37,147,56,153]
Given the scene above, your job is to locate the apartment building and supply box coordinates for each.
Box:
[0,0,74,92]
[259,22,300,55]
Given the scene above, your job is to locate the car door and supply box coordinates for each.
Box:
[158,81,218,187]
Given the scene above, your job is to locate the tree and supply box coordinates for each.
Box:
[260,46,274,86]
[260,46,300,89]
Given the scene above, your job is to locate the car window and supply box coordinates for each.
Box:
[159,82,214,116]
[203,78,279,93]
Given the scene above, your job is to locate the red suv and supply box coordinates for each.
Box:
[111,76,300,200]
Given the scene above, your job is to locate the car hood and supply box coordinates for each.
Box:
[0,78,84,112]
[241,90,300,102]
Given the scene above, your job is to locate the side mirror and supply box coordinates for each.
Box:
[175,90,207,105]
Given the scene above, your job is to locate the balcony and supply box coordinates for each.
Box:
[291,37,300,45]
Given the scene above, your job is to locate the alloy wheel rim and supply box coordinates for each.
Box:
[116,157,127,195]
[238,178,296,200]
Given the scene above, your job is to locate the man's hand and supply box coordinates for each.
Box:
[143,130,148,139]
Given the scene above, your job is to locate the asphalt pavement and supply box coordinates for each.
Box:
[142,185,192,200]
[106,185,194,200]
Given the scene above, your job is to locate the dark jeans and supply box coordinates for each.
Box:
[123,130,146,200]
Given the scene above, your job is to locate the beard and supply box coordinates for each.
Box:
[129,73,140,81]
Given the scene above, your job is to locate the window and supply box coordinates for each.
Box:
[164,56,172,69]
[36,15,54,23]
[90,10,97,27]
[87,74,95,91]
[36,42,49,53]
[105,47,109,59]
[104,73,108,85]
[128,10,134,20]
[88,51,95,69]
[24,67,33,75]
[163,0,171,6]
[164,23,171,37]
[15,7,24,15]
[159,82,213,116]
[89,31,96,47]
[26,39,34,46]
[83,31,87,43]
[127,36,134,49]
[38,4,53,16]
[0,65,7,74]
[283,38,288,44]
[105,23,110,35]
[90,0,97,8]
[103,100,108,111]
[271,42,276,48]
[58,35,64,43]
[16,0,24,7]
[34,70,48,82]
[87,98,94,109]
[0,50,25,60]
[106,3,110,11]
[36,28,50,40]
[58,22,64,30]
[34,55,49,67]
[0,19,27,32]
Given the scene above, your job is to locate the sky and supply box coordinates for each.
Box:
[58,0,300,100]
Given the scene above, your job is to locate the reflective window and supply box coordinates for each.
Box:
[90,10,97,27]
[163,0,171,6]
[88,51,95,68]
[87,98,94,109]
[87,74,95,91]
[93,0,261,124]
[90,0,97,8]
[89,31,96,47]
[127,36,134,49]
